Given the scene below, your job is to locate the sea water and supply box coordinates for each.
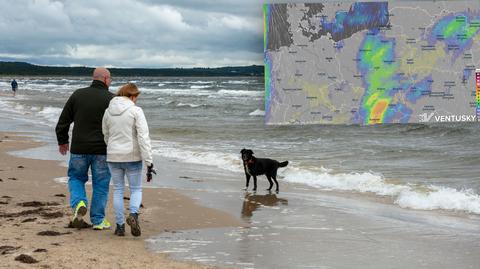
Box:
[1,76,479,215]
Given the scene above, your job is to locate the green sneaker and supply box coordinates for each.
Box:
[93,219,111,230]
[72,200,87,229]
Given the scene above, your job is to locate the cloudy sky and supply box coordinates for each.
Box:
[0,0,270,68]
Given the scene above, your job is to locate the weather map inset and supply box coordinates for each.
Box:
[264,1,480,125]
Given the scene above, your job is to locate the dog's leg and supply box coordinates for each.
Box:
[272,175,279,193]
[253,176,257,191]
[266,175,273,191]
[245,174,251,190]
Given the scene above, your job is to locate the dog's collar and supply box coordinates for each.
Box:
[246,159,255,164]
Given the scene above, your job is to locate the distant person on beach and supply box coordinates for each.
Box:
[102,83,155,237]
[11,79,18,97]
[55,67,114,230]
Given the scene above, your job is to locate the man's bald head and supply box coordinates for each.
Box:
[93,67,111,87]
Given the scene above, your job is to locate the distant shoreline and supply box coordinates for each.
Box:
[0,61,264,77]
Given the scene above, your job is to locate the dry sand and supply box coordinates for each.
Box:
[0,133,243,268]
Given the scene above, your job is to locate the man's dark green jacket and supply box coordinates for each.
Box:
[55,80,114,155]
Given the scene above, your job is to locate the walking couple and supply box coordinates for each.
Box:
[55,67,156,237]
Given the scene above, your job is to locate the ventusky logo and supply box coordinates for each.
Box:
[417,113,477,122]
[418,112,434,122]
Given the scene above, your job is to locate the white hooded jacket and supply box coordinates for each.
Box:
[102,96,153,166]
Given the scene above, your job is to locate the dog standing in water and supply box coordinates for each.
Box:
[240,149,288,192]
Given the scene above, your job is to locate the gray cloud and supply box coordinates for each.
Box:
[0,0,267,67]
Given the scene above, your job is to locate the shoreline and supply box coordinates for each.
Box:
[0,132,243,268]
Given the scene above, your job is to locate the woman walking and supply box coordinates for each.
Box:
[102,83,156,236]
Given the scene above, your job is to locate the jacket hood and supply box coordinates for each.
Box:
[107,96,134,116]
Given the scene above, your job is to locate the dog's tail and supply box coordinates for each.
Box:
[278,161,289,167]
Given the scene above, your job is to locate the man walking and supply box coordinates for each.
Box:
[55,67,114,230]
[11,79,18,97]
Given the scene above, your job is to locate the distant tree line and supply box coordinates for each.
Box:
[0,61,264,77]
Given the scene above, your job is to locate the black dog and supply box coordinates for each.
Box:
[240,148,288,192]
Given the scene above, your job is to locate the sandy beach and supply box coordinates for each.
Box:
[0,132,242,268]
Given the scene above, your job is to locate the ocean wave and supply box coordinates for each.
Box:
[151,141,242,173]
[18,83,77,93]
[176,103,205,108]
[395,186,480,213]
[192,80,215,84]
[37,106,63,124]
[282,167,480,214]
[249,109,265,116]
[151,141,480,215]
[221,80,252,84]
[215,89,263,97]
[0,97,62,126]
[143,88,212,96]
[158,81,183,84]
[190,85,211,89]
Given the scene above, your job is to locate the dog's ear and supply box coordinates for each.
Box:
[247,149,254,155]
[240,148,246,154]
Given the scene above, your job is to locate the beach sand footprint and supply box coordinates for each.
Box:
[17,201,60,207]
[66,219,92,229]
[37,231,71,236]
[21,218,36,223]
[14,254,38,264]
[0,245,21,255]
[41,211,63,219]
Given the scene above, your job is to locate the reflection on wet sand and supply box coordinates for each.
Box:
[241,192,288,219]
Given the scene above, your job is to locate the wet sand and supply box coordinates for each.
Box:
[0,133,242,268]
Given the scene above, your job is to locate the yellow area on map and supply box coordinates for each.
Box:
[399,42,446,77]
[303,82,335,111]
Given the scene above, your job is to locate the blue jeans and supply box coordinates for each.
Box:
[108,161,143,225]
[68,153,111,226]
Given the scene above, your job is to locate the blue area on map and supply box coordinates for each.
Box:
[428,12,480,61]
[320,2,389,42]
[406,75,433,103]
[382,103,412,123]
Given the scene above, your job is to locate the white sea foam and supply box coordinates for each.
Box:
[190,85,211,89]
[151,141,480,215]
[222,80,251,84]
[22,83,78,93]
[159,81,182,84]
[177,103,203,108]
[249,109,265,116]
[215,89,263,97]
[281,166,480,214]
[192,80,214,84]
[145,88,212,96]
[38,106,63,124]
[0,97,63,126]
[395,186,480,213]
[152,141,242,173]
